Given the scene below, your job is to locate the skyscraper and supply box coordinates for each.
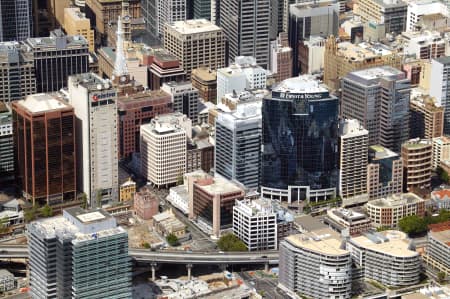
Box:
[215,101,262,189]
[339,119,369,207]
[288,1,339,75]
[163,19,225,79]
[219,0,270,68]
[12,94,76,205]
[0,0,32,42]
[68,73,119,207]
[354,0,407,35]
[193,0,211,19]
[161,81,199,124]
[430,57,450,134]
[24,30,89,93]
[28,207,131,298]
[0,102,13,183]
[341,66,411,152]
[0,42,36,103]
[261,76,339,203]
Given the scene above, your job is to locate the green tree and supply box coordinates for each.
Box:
[217,233,247,252]
[143,242,151,249]
[40,204,53,217]
[24,205,39,222]
[0,217,9,234]
[166,233,179,247]
[437,272,447,283]
[80,193,88,209]
[398,215,428,235]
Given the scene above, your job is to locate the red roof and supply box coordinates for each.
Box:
[429,220,450,232]
[432,189,450,200]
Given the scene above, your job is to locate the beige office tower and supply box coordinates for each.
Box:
[410,96,444,140]
[163,19,225,79]
[64,8,95,52]
[68,73,119,207]
[339,119,369,207]
[354,0,407,34]
[367,145,403,200]
[140,113,191,188]
[401,139,433,195]
[324,37,402,90]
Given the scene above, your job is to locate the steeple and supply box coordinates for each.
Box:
[113,16,128,78]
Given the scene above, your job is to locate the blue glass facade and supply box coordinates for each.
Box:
[261,90,339,200]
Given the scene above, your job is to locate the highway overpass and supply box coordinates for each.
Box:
[0,245,279,265]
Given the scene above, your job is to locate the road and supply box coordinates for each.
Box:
[0,245,279,265]
[240,271,287,298]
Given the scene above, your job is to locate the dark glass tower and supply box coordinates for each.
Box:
[261,76,339,203]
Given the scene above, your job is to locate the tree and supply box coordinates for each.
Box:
[80,193,88,209]
[398,215,428,235]
[437,271,447,283]
[0,217,9,234]
[40,204,53,217]
[217,233,247,252]
[142,242,151,249]
[96,190,102,208]
[24,205,39,222]
[166,233,179,247]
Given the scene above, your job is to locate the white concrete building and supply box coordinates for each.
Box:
[300,36,326,75]
[140,113,190,187]
[279,232,352,299]
[406,0,448,31]
[157,0,187,37]
[347,230,421,287]
[430,56,450,134]
[402,30,446,59]
[339,119,369,206]
[161,81,199,124]
[68,73,119,206]
[216,56,267,102]
[432,136,450,169]
[233,198,277,251]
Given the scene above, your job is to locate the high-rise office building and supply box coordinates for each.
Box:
[215,101,262,189]
[288,0,339,75]
[85,0,141,44]
[161,81,199,124]
[191,67,217,103]
[0,42,36,103]
[140,113,190,187]
[191,175,245,238]
[367,145,403,200]
[28,207,131,299]
[233,198,277,251]
[354,0,407,34]
[298,36,326,75]
[432,136,450,170]
[279,233,352,299]
[219,0,270,68]
[0,0,32,42]
[339,119,369,207]
[164,19,225,80]
[341,66,411,152]
[261,76,339,203]
[401,139,433,194]
[324,38,402,90]
[141,0,159,38]
[430,57,450,134]
[148,49,186,90]
[24,30,89,93]
[410,95,444,139]
[216,56,267,103]
[117,89,172,159]
[269,32,293,83]
[0,102,13,183]
[68,73,119,207]
[158,0,187,37]
[12,93,76,205]
[422,221,450,279]
[64,8,95,52]
[193,0,211,19]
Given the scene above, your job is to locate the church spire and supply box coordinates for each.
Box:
[113,16,128,78]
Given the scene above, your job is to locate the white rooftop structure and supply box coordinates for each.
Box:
[17,93,69,113]
[168,19,222,35]
[350,230,417,257]
[350,66,404,81]
[273,75,328,93]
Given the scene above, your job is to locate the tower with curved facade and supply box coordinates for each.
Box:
[261,75,339,203]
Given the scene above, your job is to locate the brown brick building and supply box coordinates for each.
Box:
[12,94,76,205]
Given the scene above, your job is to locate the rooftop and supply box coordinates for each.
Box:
[285,233,348,256]
[192,67,217,81]
[195,176,244,195]
[402,138,432,149]
[168,19,222,35]
[25,32,88,49]
[274,75,329,94]
[64,207,112,224]
[428,221,450,246]
[349,66,404,82]
[369,145,399,160]
[70,72,114,92]
[16,93,70,114]
[337,42,394,62]
[350,230,418,257]
[367,193,424,207]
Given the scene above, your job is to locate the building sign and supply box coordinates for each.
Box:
[272,91,329,100]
